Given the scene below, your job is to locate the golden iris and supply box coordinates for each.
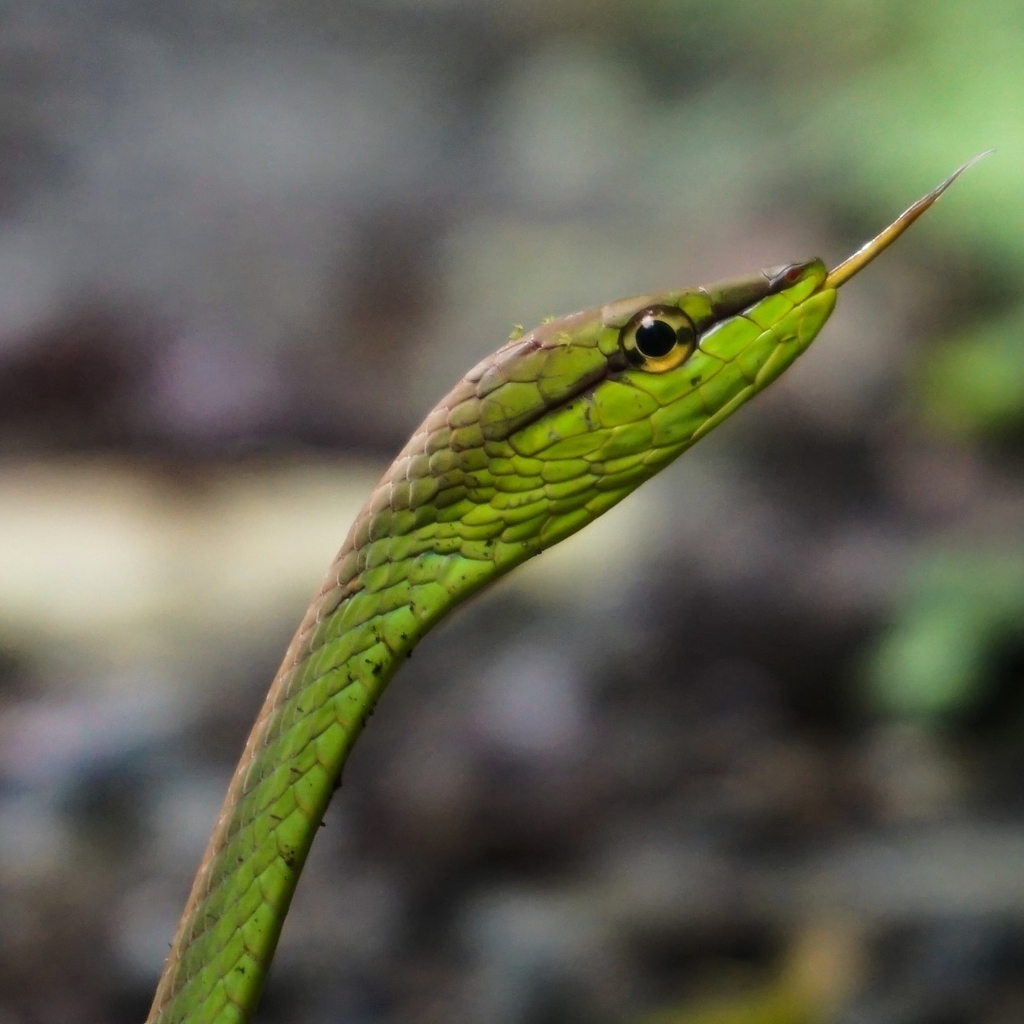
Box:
[619,305,696,372]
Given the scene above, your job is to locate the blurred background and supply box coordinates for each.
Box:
[1,2,1023,1022]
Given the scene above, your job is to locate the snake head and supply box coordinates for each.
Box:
[364,158,982,571]
[369,259,836,573]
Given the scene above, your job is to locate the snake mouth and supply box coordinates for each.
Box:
[824,152,990,290]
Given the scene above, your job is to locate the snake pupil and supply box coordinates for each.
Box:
[634,317,677,358]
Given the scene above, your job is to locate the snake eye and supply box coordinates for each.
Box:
[620,305,696,372]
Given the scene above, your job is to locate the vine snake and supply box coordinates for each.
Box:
[146,156,982,1024]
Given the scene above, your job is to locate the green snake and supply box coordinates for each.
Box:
[146,157,980,1024]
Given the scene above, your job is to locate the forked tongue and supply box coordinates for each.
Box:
[824,151,991,290]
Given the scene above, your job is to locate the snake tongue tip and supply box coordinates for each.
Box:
[935,148,994,195]
[824,151,990,290]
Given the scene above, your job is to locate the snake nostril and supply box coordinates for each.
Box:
[764,261,812,293]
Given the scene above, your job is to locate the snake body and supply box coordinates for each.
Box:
[146,163,976,1024]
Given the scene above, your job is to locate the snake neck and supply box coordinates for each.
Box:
[145,396,565,1023]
